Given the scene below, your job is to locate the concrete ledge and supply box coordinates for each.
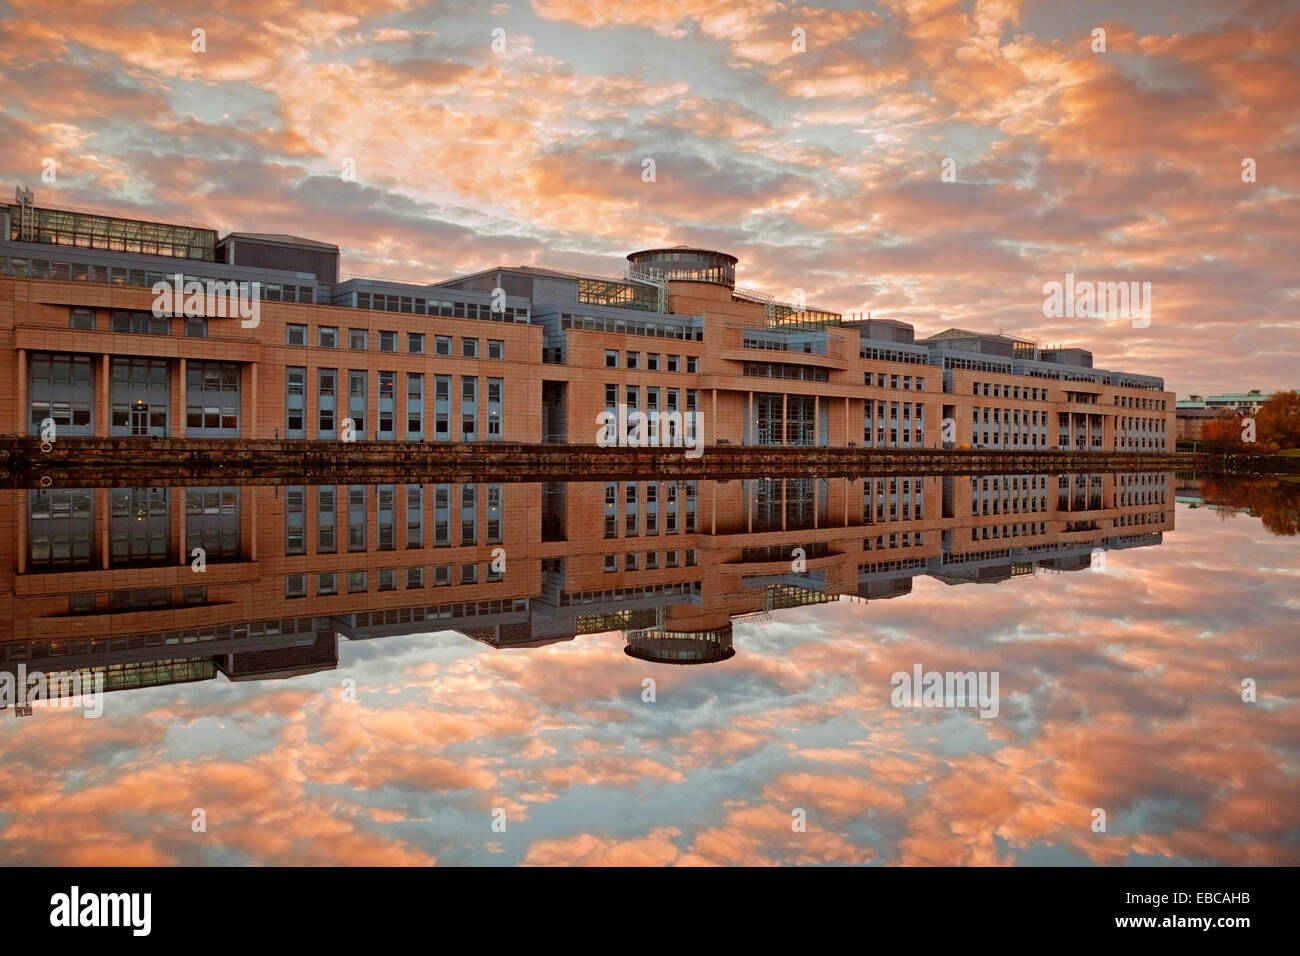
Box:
[0,437,1204,484]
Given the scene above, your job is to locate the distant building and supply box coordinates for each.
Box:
[1175,390,1282,441]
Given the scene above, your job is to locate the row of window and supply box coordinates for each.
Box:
[351,291,527,322]
[561,312,703,341]
[286,561,504,598]
[866,372,927,391]
[972,381,1047,401]
[2,258,314,301]
[285,369,503,441]
[284,484,503,554]
[604,350,699,373]
[286,324,505,359]
[70,307,208,338]
[602,549,697,572]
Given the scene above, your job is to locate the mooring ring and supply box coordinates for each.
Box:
[39,475,53,487]
[39,441,53,453]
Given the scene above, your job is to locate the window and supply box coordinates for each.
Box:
[686,356,698,373]
[487,339,504,360]
[286,324,307,346]
[460,563,477,584]
[462,338,478,359]
[409,332,426,354]
[434,335,451,356]
[185,316,207,338]
[348,570,367,593]
[285,574,306,598]
[647,353,660,371]
[604,554,617,572]
[605,350,618,368]
[110,309,169,335]
[317,572,337,595]
[626,352,639,370]
[379,330,397,352]
[667,355,679,372]
[185,362,239,436]
[317,369,337,437]
[286,367,306,437]
[349,329,368,350]
[434,565,451,587]
[319,326,338,348]
[70,307,95,330]
[406,567,424,589]
[378,568,396,591]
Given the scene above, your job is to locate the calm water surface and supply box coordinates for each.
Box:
[0,473,1296,865]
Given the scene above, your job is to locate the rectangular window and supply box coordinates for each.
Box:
[318,369,337,437]
[647,353,660,371]
[286,574,306,598]
[379,330,397,352]
[319,326,338,348]
[318,487,336,553]
[286,323,307,346]
[434,375,451,441]
[348,486,366,551]
[406,485,424,548]
[406,567,424,589]
[605,350,618,368]
[377,485,396,550]
[667,355,679,372]
[434,335,451,356]
[348,570,367,593]
[487,339,504,360]
[461,377,478,441]
[285,486,305,555]
[348,370,367,437]
[460,484,477,545]
[406,373,424,439]
[285,367,306,437]
[626,352,639,370]
[185,316,207,338]
[686,356,698,373]
[486,378,503,439]
[317,572,337,595]
[462,338,479,359]
[408,332,425,355]
[70,307,95,330]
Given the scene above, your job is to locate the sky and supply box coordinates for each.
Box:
[0,0,1297,399]
[1,495,1296,866]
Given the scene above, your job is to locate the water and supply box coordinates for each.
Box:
[0,472,1296,866]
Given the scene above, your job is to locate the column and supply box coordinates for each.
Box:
[17,492,27,574]
[97,488,110,569]
[710,388,717,447]
[97,354,110,437]
[844,396,850,446]
[17,348,27,437]
[249,361,259,438]
[781,393,788,447]
[175,357,187,438]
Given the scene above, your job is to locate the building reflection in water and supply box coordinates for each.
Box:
[0,472,1175,709]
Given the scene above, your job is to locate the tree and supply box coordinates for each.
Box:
[1256,390,1300,453]
[1201,408,1245,451]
